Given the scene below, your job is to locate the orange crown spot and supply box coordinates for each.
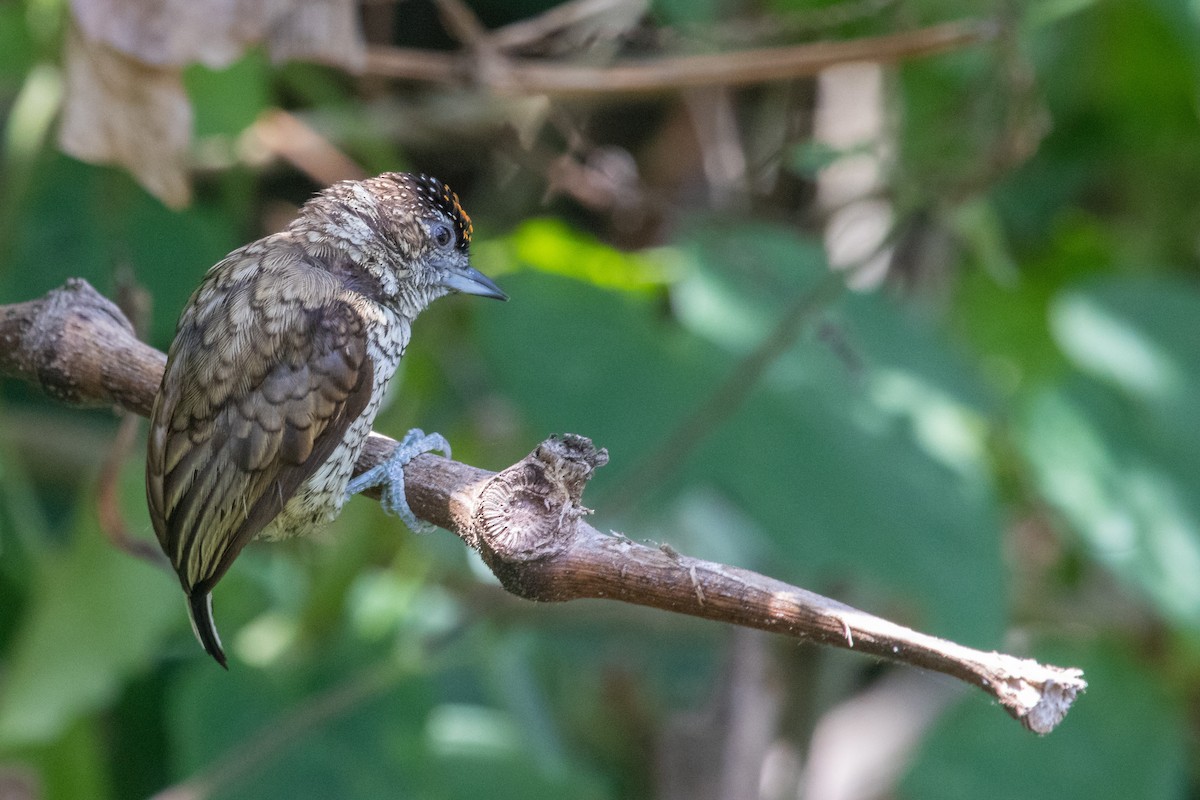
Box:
[413,174,473,252]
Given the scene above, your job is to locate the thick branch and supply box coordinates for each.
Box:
[0,280,1085,733]
[0,279,165,416]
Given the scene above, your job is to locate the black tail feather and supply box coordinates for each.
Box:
[187,591,228,669]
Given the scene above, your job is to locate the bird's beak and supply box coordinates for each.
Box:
[441,265,508,301]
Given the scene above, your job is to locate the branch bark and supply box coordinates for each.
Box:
[0,280,1085,734]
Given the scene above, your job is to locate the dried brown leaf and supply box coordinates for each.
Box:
[58,23,192,208]
[264,0,366,71]
[60,0,365,208]
[70,0,365,70]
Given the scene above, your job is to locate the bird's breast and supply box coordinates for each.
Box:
[263,306,412,540]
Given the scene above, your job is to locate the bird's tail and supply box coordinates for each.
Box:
[187,591,228,669]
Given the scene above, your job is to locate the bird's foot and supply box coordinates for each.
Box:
[346,428,450,534]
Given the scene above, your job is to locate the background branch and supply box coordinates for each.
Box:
[363,19,995,97]
[0,280,1086,734]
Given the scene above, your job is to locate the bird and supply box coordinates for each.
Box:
[145,172,506,668]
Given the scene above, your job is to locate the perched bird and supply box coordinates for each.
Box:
[146,172,506,667]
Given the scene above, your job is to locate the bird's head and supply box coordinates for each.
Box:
[299,172,507,311]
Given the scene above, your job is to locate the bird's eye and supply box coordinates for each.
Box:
[432,223,454,248]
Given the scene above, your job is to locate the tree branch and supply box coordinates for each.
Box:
[363,19,997,98]
[0,280,1085,734]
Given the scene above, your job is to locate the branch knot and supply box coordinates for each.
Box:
[469,433,607,599]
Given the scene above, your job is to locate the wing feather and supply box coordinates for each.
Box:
[147,246,374,595]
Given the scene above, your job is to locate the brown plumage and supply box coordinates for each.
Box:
[146,173,505,667]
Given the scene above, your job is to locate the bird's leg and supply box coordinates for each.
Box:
[345,428,450,534]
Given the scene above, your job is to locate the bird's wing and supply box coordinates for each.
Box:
[147,251,374,596]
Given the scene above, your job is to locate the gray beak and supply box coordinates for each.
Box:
[441,265,508,301]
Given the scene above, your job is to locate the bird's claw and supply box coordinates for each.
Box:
[346,428,450,534]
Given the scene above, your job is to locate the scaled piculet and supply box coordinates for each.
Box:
[146,173,506,667]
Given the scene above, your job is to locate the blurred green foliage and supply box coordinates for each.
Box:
[1,0,1199,798]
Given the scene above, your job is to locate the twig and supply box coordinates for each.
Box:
[94,267,170,567]
[359,47,462,84]
[364,20,996,98]
[95,412,170,568]
[434,0,493,47]
[433,0,516,90]
[488,0,639,52]
[248,109,369,186]
[0,280,1086,733]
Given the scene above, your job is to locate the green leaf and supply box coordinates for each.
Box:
[0,5,34,78]
[477,217,675,291]
[166,631,610,800]
[953,213,1110,393]
[1018,276,1200,628]
[0,499,179,747]
[650,0,722,26]
[1023,0,1100,30]
[903,640,1186,800]
[3,717,113,800]
[185,53,271,139]
[0,154,238,349]
[168,661,420,798]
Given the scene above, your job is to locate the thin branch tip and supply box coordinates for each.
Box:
[1023,670,1088,735]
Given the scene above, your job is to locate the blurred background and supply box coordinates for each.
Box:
[0,0,1198,797]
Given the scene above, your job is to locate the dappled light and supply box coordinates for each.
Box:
[0,0,1197,797]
